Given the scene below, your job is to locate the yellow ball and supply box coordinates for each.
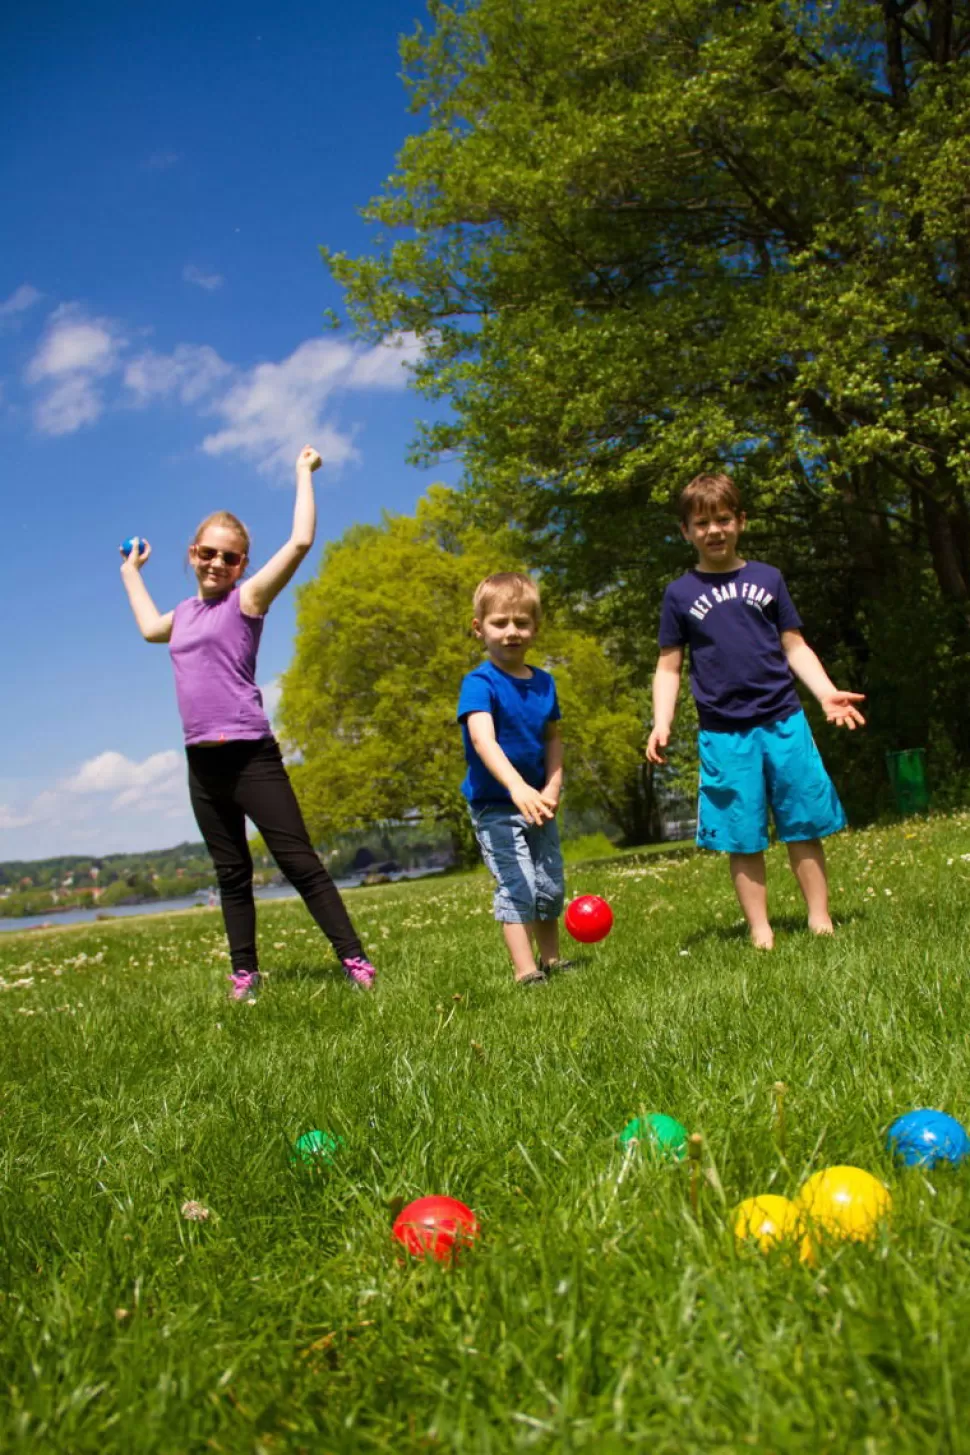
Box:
[795,1166,891,1247]
[733,1195,801,1252]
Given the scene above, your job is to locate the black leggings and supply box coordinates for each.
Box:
[186,737,365,972]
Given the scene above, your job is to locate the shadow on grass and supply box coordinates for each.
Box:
[682,907,868,947]
[264,959,351,985]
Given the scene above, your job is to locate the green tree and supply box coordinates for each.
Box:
[324,0,970,803]
[278,487,648,860]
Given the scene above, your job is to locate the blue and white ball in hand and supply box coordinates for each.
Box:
[887,1109,970,1168]
[120,536,145,559]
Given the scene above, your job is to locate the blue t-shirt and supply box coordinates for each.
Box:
[658,561,803,731]
[457,660,561,805]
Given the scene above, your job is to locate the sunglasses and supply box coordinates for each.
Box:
[194,545,245,566]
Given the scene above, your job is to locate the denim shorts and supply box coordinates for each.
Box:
[469,803,565,924]
[697,709,846,855]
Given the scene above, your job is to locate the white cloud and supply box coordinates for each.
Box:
[31,375,105,436]
[0,804,36,830]
[260,677,282,722]
[124,343,232,405]
[20,296,422,464]
[62,749,181,797]
[183,263,224,292]
[0,283,42,326]
[346,331,424,387]
[25,304,127,436]
[141,150,180,171]
[199,332,421,477]
[27,308,122,380]
[0,751,193,860]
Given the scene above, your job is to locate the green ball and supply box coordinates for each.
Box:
[618,1113,688,1162]
[291,1129,343,1169]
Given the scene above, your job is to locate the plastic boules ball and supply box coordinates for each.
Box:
[564,894,614,944]
[290,1129,343,1169]
[618,1112,688,1162]
[887,1109,970,1168]
[795,1166,891,1248]
[733,1195,801,1253]
[392,1195,480,1262]
[120,536,145,559]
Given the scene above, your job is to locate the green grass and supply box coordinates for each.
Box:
[3,814,970,1452]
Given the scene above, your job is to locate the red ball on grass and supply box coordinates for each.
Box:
[392,1195,480,1262]
[564,894,614,944]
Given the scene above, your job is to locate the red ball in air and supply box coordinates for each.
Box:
[392,1195,480,1262]
[564,894,614,944]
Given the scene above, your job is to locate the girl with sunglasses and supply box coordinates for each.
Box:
[118,445,376,1000]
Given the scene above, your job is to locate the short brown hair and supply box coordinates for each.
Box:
[473,571,541,624]
[678,473,743,525]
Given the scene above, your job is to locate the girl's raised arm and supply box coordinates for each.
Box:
[240,446,321,617]
[119,541,174,643]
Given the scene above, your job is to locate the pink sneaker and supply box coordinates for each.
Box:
[341,956,376,990]
[228,969,261,1001]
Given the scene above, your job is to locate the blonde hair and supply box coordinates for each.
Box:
[189,511,251,558]
[678,473,743,525]
[473,571,541,623]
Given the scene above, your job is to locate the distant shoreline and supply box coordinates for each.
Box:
[0,866,450,938]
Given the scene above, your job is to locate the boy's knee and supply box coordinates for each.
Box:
[534,879,564,920]
[493,878,539,923]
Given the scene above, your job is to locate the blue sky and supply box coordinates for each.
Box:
[1,0,459,862]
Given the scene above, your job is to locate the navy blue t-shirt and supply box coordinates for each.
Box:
[658,561,803,731]
[457,659,561,805]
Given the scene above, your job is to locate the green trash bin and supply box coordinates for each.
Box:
[886,749,930,814]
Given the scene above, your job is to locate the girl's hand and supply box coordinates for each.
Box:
[296,445,322,474]
[120,539,151,573]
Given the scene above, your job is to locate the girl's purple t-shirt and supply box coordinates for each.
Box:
[658,560,803,731]
[169,587,272,745]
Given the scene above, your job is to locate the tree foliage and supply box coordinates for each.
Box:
[278,488,649,858]
[325,0,970,813]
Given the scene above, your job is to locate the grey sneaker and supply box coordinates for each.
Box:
[515,968,548,986]
[539,959,577,976]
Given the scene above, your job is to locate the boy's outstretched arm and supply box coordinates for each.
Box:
[646,647,684,764]
[466,712,555,825]
[781,631,866,728]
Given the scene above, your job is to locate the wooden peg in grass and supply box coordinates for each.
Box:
[773,1081,788,1154]
[688,1133,704,1218]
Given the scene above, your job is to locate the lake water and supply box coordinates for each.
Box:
[0,867,446,934]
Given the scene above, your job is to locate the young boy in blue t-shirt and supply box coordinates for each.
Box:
[457,572,567,985]
[646,473,865,949]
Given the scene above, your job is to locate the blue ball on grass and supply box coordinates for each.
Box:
[887,1109,970,1168]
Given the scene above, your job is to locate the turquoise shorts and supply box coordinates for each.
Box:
[696,709,846,855]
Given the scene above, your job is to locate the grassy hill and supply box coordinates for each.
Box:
[2,812,970,1451]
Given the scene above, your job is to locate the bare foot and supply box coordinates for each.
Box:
[809,917,834,936]
[749,926,774,950]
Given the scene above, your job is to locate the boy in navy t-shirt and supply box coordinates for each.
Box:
[457,572,567,985]
[646,474,865,949]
